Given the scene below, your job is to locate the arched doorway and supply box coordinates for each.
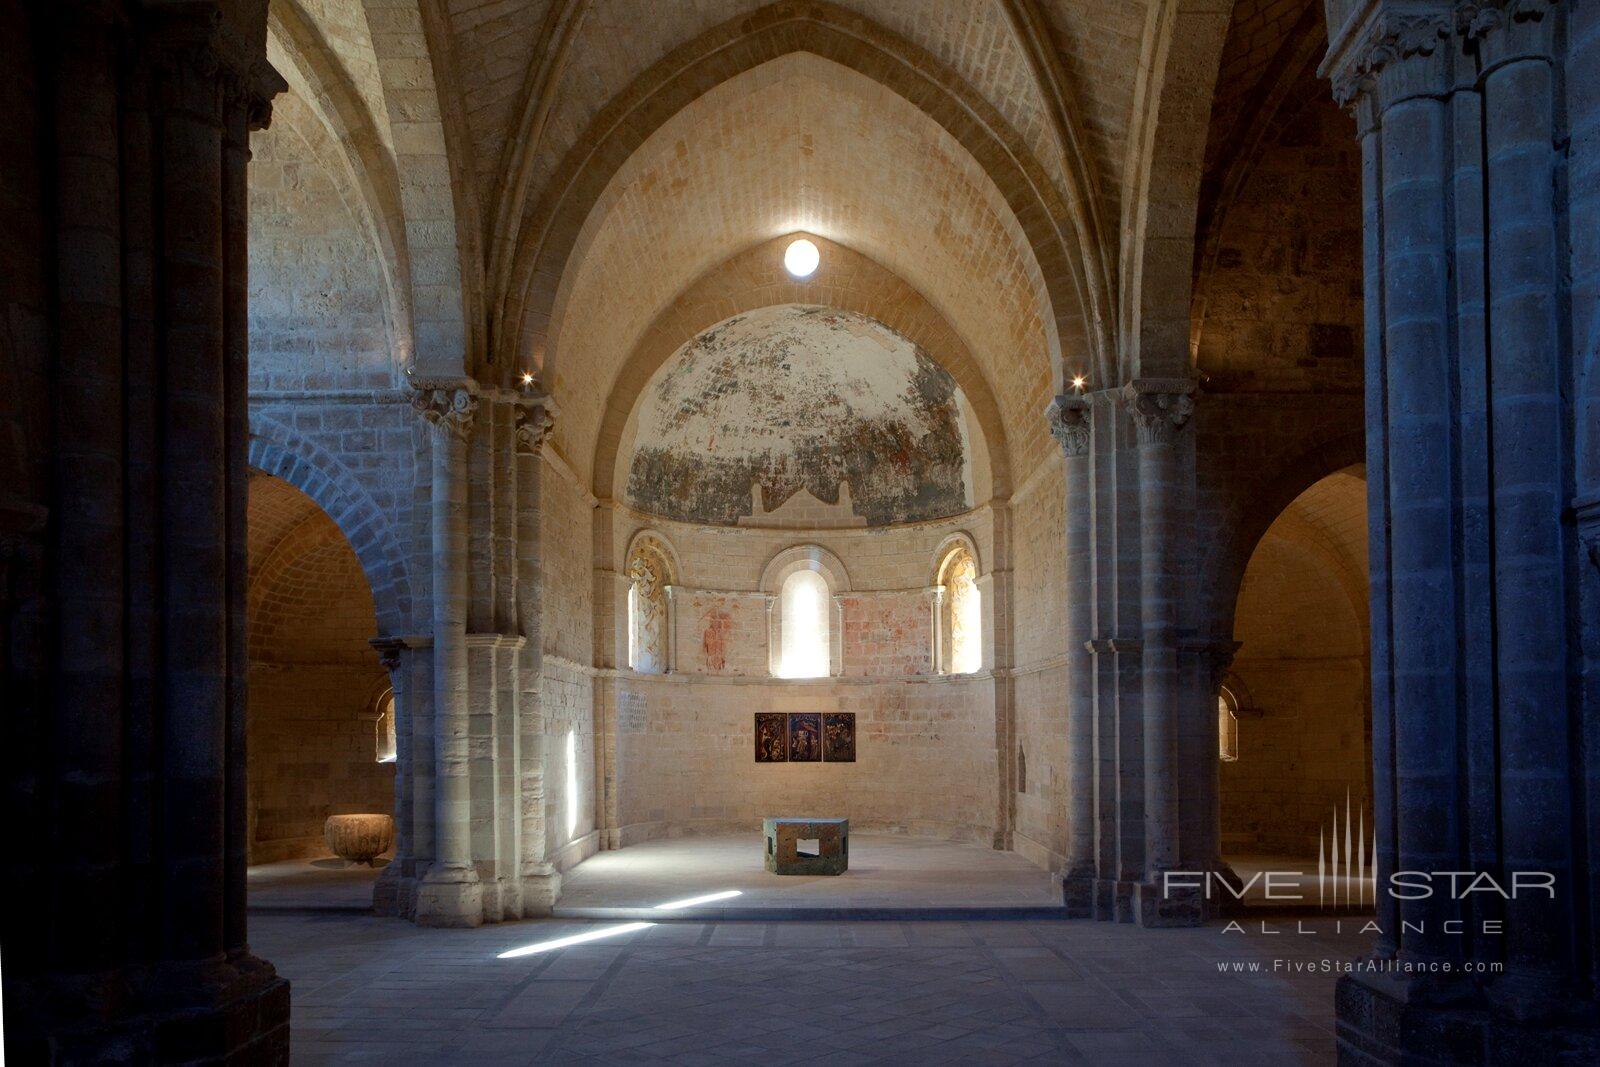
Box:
[1222,466,1371,878]
[246,471,392,869]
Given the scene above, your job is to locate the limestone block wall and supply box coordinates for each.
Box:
[542,457,599,870]
[1222,491,1369,858]
[246,473,394,863]
[678,590,767,676]
[1193,46,1363,395]
[607,673,997,844]
[247,87,393,391]
[1008,460,1069,871]
[598,504,1003,845]
[838,592,934,676]
[248,666,394,863]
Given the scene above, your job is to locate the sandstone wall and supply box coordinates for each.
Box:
[542,456,599,870]
[1222,477,1369,858]
[598,504,1005,846]
[246,474,393,862]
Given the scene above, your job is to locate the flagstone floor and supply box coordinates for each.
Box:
[254,910,1366,1065]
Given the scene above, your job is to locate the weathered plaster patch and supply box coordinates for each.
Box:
[627,305,971,525]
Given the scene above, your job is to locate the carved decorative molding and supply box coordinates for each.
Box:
[1182,638,1243,691]
[369,637,405,672]
[1458,0,1558,41]
[409,382,479,441]
[514,402,556,454]
[369,634,432,671]
[138,2,286,127]
[1321,1,1560,105]
[1320,2,1455,104]
[1123,379,1196,446]
[1045,393,1091,457]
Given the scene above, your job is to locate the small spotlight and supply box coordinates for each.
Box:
[1071,375,1087,391]
[520,371,535,386]
[496,922,653,959]
[653,890,742,911]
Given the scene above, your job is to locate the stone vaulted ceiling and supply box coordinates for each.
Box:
[263,0,1264,436]
[624,304,974,527]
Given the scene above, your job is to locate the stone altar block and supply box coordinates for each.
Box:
[764,817,848,875]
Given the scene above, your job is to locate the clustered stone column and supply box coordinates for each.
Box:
[1046,377,1215,928]
[381,378,559,927]
[1320,0,1599,1059]
[3,2,291,1059]
[1126,379,1200,925]
[1047,393,1095,916]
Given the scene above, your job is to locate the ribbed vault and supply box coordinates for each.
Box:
[543,50,1059,490]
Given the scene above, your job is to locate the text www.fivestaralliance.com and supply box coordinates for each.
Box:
[1217,960,1506,974]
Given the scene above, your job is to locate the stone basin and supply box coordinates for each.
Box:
[323,814,394,866]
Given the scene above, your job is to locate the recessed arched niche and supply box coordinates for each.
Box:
[602,302,1006,849]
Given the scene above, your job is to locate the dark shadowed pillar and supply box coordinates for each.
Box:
[4,1,290,1060]
[1047,392,1095,915]
[1125,378,1200,927]
[1321,0,1596,1059]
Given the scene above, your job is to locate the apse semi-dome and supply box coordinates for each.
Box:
[626,305,973,527]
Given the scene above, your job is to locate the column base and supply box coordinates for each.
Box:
[1093,878,1137,922]
[521,867,563,916]
[414,864,484,928]
[1136,879,1204,928]
[480,878,522,923]
[10,953,289,1064]
[1061,874,1094,918]
[1335,971,1600,1065]
[372,860,418,919]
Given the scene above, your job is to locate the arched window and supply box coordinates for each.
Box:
[1218,686,1240,762]
[936,543,982,674]
[374,689,396,763]
[777,569,831,678]
[626,537,673,673]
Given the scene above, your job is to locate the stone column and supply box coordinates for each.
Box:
[372,634,427,918]
[1047,392,1095,915]
[6,2,290,1058]
[411,382,483,926]
[1125,378,1199,927]
[1476,6,1570,1013]
[1321,0,1596,1058]
[515,395,561,910]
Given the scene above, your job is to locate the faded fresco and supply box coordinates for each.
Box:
[627,305,971,526]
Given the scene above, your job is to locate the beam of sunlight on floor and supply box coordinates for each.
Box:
[496,922,654,959]
[652,890,743,911]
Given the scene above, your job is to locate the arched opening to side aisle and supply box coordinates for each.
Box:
[1222,466,1373,907]
[245,470,394,906]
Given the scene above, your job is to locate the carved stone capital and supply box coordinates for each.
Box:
[369,637,405,672]
[409,381,479,442]
[1123,379,1196,446]
[1458,0,1558,41]
[1319,2,1456,105]
[368,634,431,672]
[514,399,556,455]
[1183,638,1243,691]
[137,2,283,122]
[1045,394,1091,457]
[1576,494,1600,575]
